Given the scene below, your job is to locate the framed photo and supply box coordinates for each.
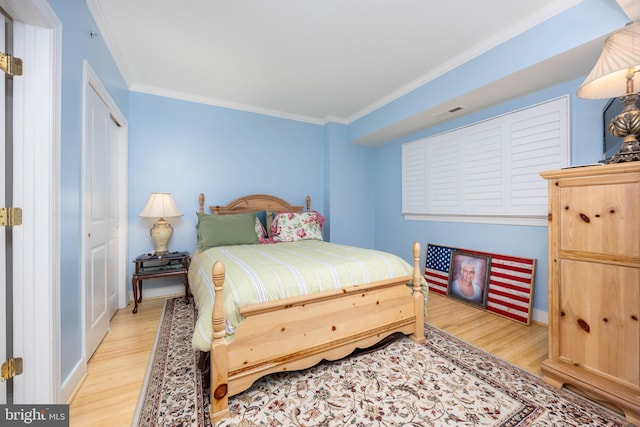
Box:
[447,250,491,309]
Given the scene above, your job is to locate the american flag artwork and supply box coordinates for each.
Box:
[424,243,536,325]
[424,244,456,296]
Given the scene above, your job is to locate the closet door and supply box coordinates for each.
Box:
[84,84,116,359]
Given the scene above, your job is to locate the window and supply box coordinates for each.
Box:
[402,96,569,226]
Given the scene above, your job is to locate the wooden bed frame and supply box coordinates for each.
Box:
[197,193,426,422]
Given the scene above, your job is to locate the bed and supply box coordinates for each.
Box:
[189,193,427,422]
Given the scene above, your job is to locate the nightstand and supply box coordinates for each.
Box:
[131,251,190,314]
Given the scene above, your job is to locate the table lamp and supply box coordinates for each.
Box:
[139,192,183,253]
[577,22,640,163]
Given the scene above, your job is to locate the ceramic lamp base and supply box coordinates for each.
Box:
[150,218,173,253]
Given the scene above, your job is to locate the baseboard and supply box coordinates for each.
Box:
[128,283,185,302]
[62,358,86,404]
[532,308,548,325]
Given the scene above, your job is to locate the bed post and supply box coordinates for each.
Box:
[305,195,311,212]
[410,241,426,344]
[199,193,205,214]
[210,261,230,422]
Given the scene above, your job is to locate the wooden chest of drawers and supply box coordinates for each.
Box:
[540,163,640,425]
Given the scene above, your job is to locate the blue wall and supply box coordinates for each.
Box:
[128,93,325,280]
[47,0,629,390]
[323,122,375,248]
[344,0,626,318]
[48,0,129,384]
[348,0,625,143]
[370,81,608,316]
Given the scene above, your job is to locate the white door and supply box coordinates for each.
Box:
[0,12,7,405]
[84,85,114,359]
[0,0,62,404]
[106,115,119,319]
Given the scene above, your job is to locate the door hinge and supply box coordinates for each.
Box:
[1,357,23,381]
[0,207,22,226]
[0,52,23,76]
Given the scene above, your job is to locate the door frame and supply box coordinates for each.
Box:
[0,11,7,406]
[1,0,62,404]
[80,59,128,360]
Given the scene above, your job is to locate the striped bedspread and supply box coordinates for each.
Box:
[188,240,427,352]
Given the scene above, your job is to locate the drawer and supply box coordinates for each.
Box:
[558,259,640,389]
[558,182,640,256]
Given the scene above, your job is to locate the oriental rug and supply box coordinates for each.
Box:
[132,298,631,426]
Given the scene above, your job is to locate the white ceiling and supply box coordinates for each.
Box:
[87,0,638,139]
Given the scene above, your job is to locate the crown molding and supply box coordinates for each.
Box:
[347,0,584,123]
[86,0,132,88]
[130,83,328,125]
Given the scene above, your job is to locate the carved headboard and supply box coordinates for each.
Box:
[198,193,310,215]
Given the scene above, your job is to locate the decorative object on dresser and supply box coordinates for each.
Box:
[191,193,427,423]
[577,22,640,163]
[540,163,640,425]
[138,192,183,253]
[425,243,536,325]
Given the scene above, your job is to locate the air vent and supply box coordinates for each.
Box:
[432,105,465,117]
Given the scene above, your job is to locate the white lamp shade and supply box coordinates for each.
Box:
[577,22,640,99]
[139,193,183,219]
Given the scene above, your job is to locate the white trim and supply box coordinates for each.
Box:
[61,360,84,405]
[403,214,547,227]
[77,61,129,400]
[4,0,62,404]
[0,12,6,406]
[88,0,582,126]
[532,308,549,325]
[82,60,129,310]
[76,62,129,400]
[131,85,328,125]
[128,284,184,303]
[346,0,584,123]
[85,0,130,88]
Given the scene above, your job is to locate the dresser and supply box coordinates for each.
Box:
[540,163,640,425]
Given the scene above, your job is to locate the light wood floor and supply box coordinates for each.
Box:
[68,297,168,427]
[68,292,548,426]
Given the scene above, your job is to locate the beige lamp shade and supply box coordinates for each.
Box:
[139,193,183,253]
[577,22,640,163]
[139,192,183,219]
[577,22,640,99]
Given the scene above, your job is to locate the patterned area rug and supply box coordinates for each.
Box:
[133,298,631,426]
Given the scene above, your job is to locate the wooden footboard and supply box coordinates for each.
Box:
[210,242,425,422]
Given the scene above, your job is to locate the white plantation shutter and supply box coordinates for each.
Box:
[402,96,569,225]
[427,132,460,213]
[460,121,503,214]
[402,138,428,213]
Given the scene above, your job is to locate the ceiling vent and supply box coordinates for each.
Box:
[432,105,465,117]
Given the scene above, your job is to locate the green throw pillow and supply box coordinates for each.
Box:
[197,212,259,249]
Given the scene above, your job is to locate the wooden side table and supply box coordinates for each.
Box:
[131,251,190,314]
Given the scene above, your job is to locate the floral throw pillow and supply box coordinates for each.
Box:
[271,211,325,242]
[255,216,270,243]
